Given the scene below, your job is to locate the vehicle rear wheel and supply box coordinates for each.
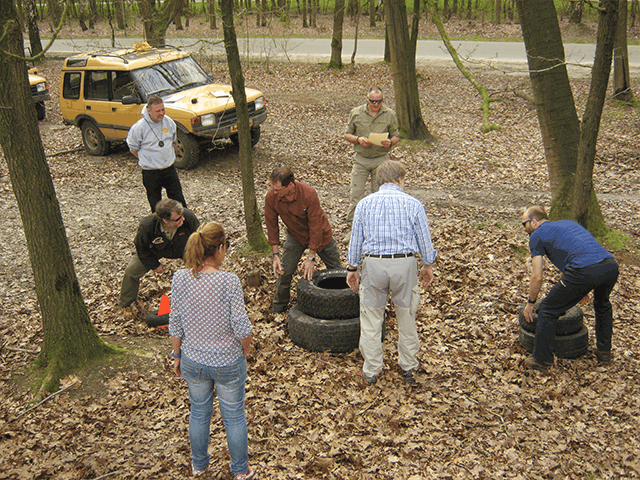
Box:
[173,130,200,170]
[35,102,46,121]
[81,120,109,156]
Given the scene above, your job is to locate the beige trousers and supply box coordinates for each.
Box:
[346,152,390,225]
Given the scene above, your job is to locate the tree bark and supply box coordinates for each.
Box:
[613,0,634,102]
[25,0,43,59]
[0,0,115,395]
[220,0,270,252]
[516,0,579,199]
[328,0,345,69]
[47,0,62,30]
[385,0,433,141]
[572,0,619,229]
[114,0,126,29]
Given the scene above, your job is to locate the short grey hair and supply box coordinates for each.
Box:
[155,198,183,220]
[376,160,406,185]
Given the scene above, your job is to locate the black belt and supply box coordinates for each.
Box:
[365,253,414,259]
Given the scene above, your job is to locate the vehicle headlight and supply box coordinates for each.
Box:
[254,96,265,110]
[200,113,216,127]
[35,82,48,93]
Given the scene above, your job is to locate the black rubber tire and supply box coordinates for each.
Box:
[81,120,109,156]
[145,309,169,327]
[518,325,589,359]
[297,269,359,320]
[173,129,200,170]
[288,305,360,353]
[517,300,584,335]
[35,101,46,121]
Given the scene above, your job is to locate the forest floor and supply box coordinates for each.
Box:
[1,14,640,480]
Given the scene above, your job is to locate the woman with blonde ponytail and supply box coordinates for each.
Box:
[169,222,255,479]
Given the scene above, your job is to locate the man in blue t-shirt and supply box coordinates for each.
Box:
[521,205,619,372]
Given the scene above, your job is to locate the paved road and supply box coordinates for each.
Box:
[34,36,640,74]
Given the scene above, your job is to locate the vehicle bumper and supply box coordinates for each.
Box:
[32,93,51,103]
[192,110,267,139]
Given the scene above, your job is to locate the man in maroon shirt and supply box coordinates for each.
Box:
[265,166,343,313]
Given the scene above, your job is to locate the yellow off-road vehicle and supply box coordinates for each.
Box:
[28,66,50,121]
[60,43,267,169]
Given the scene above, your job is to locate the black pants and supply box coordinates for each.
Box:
[142,165,187,212]
[535,257,619,363]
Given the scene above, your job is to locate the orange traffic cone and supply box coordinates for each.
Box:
[158,294,171,315]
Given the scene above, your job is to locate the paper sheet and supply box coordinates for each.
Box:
[368,132,388,146]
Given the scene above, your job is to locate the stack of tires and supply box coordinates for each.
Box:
[288,269,361,353]
[517,300,589,359]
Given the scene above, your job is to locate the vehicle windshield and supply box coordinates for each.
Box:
[130,56,211,98]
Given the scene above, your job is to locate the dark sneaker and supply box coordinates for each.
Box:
[524,356,553,372]
[402,368,417,383]
[272,303,287,314]
[359,371,380,385]
[595,350,612,365]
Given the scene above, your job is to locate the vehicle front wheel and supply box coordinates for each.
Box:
[81,121,109,156]
[35,102,46,121]
[173,130,200,170]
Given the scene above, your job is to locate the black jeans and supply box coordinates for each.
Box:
[535,257,619,363]
[142,165,187,212]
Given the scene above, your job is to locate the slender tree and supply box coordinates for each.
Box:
[25,0,42,59]
[385,0,433,140]
[220,0,270,252]
[328,0,345,69]
[612,0,635,102]
[0,0,117,396]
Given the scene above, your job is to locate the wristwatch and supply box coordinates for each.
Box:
[527,298,536,304]
[171,351,181,358]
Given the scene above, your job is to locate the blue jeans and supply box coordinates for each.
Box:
[180,355,248,475]
[535,257,619,363]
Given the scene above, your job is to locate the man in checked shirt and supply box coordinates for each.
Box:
[346,160,437,385]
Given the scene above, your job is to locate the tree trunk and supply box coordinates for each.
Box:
[0,0,115,395]
[516,0,615,237]
[47,0,62,30]
[328,0,345,69]
[220,0,270,252]
[613,0,634,102]
[302,0,307,27]
[114,0,126,29]
[137,0,185,46]
[209,0,217,28]
[385,0,433,141]
[516,0,580,199]
[25,0,43,59]
[369,0,375,27]
[569,0,583,24]
[571,0,619,231]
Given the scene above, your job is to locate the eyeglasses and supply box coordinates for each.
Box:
[170,214,184,223]
[367,98,383,104]
[521,218,533,227]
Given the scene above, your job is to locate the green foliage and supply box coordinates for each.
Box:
[510,244,530,258]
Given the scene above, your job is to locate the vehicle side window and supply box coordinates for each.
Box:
[85,71,109,100]
[112,71,135,100]
[62,72,82,100]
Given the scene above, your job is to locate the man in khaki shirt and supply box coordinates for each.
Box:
[344,87,400,241]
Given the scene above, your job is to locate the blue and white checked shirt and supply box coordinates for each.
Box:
[346,183,437,266]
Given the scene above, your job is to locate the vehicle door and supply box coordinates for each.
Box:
[83,70,120,140]
[109,71,143,139]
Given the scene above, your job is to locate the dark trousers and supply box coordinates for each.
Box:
[142,165,187,212]
[535,257,619,363]
[273,233,343,310]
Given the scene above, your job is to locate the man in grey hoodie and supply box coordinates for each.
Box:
[127,96,188,212]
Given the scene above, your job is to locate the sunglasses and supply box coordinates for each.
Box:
[170,214,184,223]
[367,98,383,104]
[521,219,533,227]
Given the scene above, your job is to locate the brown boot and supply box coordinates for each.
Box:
[595,350,612,365]
[524,356,553,372]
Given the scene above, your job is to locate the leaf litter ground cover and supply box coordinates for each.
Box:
[1,39,640,479]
